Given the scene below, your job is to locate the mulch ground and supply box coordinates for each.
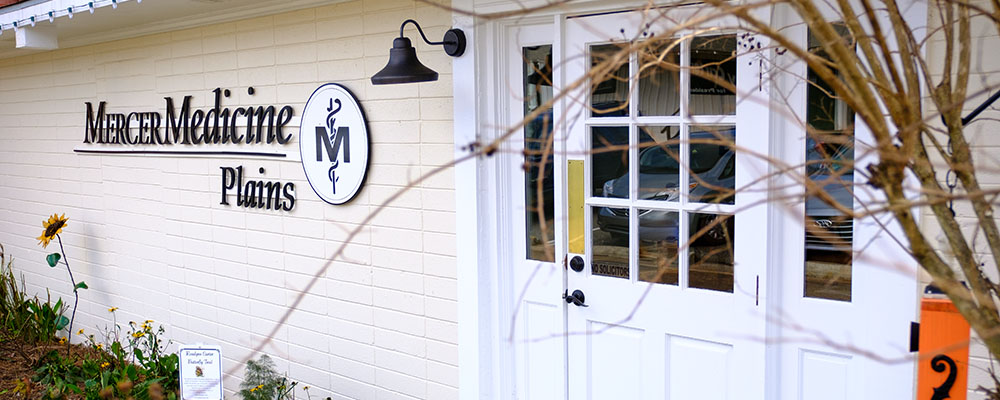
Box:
[0,337,103,399]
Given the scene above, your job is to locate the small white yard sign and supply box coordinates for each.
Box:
[179,345,223,400]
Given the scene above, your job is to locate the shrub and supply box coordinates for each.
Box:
[0,243,69,345]
[238,354,297,400]
[26,295,68,343]
[1,244,179,399]
[32,314,180,399]
[0,244,32,340]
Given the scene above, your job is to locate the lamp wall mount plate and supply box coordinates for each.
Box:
[442,28,466,57]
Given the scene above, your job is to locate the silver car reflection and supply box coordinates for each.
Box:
[596,129,736,245]
[804,138,854,251]
[594,133,853,249]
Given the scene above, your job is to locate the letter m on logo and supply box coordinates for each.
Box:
[316,126,351,163]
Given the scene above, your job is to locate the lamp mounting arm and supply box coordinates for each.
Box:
[398,19,466,57]
[400,19,445,45]
[939,89,1000,127]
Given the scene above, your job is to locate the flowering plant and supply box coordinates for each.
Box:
[238,354,298,400]
[37,308,182,399]
[82,309,179,388]
[36,213,87,345]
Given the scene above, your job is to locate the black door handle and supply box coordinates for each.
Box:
[563,289,588,307]
[570,256,585,272]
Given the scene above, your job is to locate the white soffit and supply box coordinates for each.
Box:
[0,0,344,59]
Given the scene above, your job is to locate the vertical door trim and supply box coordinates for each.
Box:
[454,6,501,399]
[457,10,566,399]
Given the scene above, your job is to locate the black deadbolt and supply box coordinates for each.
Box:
[563,289,588,307]
[570,256,585,272]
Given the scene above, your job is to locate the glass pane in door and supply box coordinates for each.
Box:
[523,45,555,262]
[638,40,680,116]
[639,209,679,285]
[591,43,630,117]
[689,125,736,204]
[690,34,736,116]
[804,24,854,301]
[638,126,681,201]
[593,206,630,279]
[592,127,629,198]
[689,213,734,292]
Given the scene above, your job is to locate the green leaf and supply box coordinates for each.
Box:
[111,341,124,357]
[46,253,61,267]
[74,281,88,290]
[66,383,82,394]
[126,364,138,381]
[55,315,69,331]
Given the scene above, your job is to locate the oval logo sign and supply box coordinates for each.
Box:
[299,84,370,205]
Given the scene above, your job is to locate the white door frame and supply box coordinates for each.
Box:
[453,2,925,399]
[455,10,565,399]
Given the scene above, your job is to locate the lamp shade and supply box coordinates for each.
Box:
[371,37,438,85]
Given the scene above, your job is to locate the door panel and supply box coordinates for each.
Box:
[505,22,566,400]
[771,14,917,400]
[588,322,643,399]
[564,10,767,400]
[799,350,851,400]
[523,301,563,400]
[668,336,732,400]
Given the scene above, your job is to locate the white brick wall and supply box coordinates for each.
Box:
[0,1,458,399]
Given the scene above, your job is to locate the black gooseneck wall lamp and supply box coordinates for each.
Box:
[370,19,466,85]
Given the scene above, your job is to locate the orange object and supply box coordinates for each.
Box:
[917,298,970,400]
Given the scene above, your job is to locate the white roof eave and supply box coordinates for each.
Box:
[0,0,341,59]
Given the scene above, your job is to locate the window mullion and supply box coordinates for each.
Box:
[629,48,639,282]
[678,37,691,290]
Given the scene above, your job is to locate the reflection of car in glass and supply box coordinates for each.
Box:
[804,175,853,251]
[596,129,735,245]
[804,138,854,251]
[589,101,639,197]
[593,131,855,249]
[590,125,630,197]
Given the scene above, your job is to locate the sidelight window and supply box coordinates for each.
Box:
[803,25,855,302]
[523,44,556,262]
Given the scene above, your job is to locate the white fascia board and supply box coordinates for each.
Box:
[0,0,119,32]
[0,0,339,58]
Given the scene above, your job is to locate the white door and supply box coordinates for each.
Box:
[560,10,769,400]
[497,7,918,400]
[769,16,919,400]
[504,21,567,400]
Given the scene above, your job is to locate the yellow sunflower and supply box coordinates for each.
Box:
[36,213,68,248]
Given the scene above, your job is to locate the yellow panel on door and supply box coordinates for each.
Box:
[568,160,585,254]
